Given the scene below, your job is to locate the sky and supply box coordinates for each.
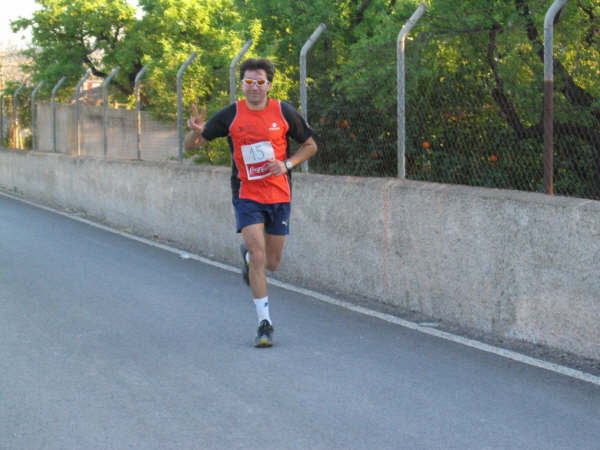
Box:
[1,0,38,48]
[1,0,141,49]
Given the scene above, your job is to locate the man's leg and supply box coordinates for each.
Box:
[242,223,277,347]
[238,201,290,347]
[241,223,267,299]
[265,233,286,272]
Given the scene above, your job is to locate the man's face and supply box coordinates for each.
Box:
[241,69,271,107]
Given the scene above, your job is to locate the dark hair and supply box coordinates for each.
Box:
[239,58,275,82]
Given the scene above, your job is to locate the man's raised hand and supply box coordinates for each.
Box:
[184,104,208,150]
[187,104,207,134]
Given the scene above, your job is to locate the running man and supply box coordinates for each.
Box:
[184,58,317,347]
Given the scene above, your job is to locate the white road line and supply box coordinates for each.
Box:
[2,190,599,387]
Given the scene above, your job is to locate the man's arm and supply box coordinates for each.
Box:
[288,137,317,168]
[265,137,317,176]
[265,101,319,176]
[184,130,206,151]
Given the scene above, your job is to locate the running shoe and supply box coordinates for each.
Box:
[240,243,249,286]
[254,320,274,347]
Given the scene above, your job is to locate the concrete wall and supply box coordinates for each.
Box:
[1,149,599,360]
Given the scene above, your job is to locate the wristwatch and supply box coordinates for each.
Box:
[284,159,293,171]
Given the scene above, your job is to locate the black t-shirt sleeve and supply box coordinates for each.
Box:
[281,101,314,144]
[201,103,237,141]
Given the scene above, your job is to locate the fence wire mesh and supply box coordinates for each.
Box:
[552,20,600,199]
[307,30,398,177]
[4,4,600,200]
[304,10,599,200]
[404,27,548,193]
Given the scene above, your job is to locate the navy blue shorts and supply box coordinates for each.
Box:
[232,198,291,235]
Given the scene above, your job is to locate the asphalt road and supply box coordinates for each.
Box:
[1,194,599,450]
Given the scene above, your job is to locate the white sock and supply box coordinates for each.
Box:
[253,296,271,324]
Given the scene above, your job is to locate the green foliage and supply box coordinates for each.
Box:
[186,139,231,166]
[313,0,599,198]
[133,0,246,114]
[11,0,137,100]
[5,0,600,199]
[1,81,33,148]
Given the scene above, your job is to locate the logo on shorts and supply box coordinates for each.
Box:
[282,220,288,227]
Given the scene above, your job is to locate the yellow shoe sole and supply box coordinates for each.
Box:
[254,337,273,347]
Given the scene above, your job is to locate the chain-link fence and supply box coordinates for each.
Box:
[307,29,398,177]
[2,3,599,200]
[305,6,599,200]
[551,17,600,199]
[404,27,548,193]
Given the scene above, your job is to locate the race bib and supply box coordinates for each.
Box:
[241,141,275,180]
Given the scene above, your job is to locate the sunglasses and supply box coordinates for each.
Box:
[242,78,269,87]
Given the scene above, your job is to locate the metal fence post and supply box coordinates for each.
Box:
[135,65,148,160]
[51,76,66,153]
[31,81,44,150]
[13,81,25,149]
[299,23,326,172]
[102,66,120,159]
[543,0,568,195]
[397,3,427,179]
[177,52,197,161]
[75,69,91,156]
[230,40,253,104]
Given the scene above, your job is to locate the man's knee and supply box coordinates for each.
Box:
[266,254,281,272]
[249,247,266,267]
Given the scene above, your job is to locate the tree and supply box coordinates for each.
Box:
[305,0,599,196]
[7,0,599,198]
[11,0,248,107]
[11,0,138,99]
